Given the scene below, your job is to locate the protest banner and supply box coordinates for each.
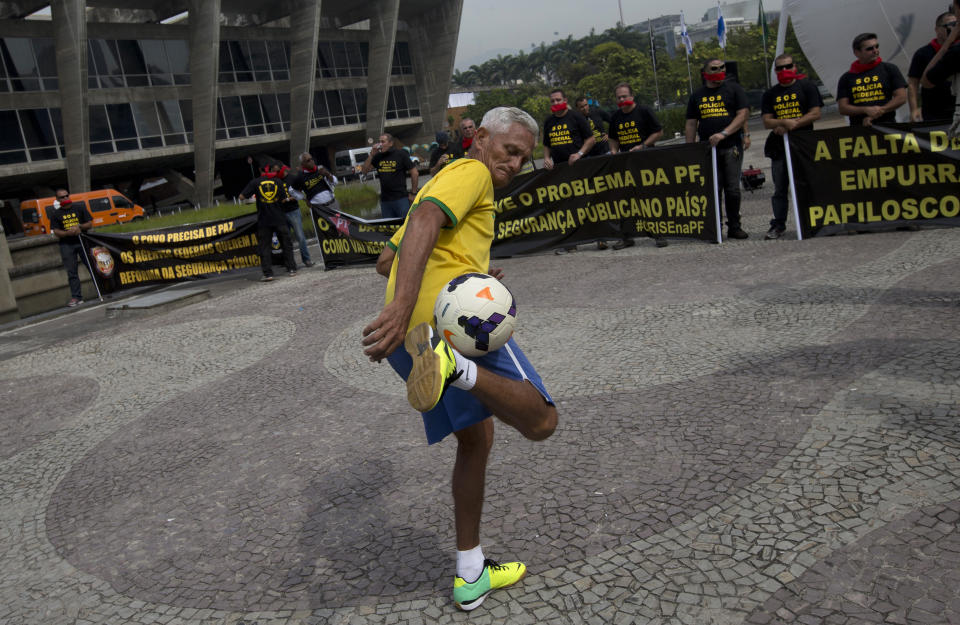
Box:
[308,204,400,269]
[492,142,718,255]
[82,215,260,292]
[788,123,960,237]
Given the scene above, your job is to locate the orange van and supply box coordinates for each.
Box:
[21,190,146,236]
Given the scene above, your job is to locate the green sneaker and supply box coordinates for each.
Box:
[453,559,527,611]
[404,322,463,412]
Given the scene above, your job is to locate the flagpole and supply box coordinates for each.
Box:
[649,20,662,111]
[717,0,726,62]
[773,3,789,86]
[680,11,694,96]
[759,0,770,88]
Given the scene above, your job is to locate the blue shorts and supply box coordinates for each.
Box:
[387,337,554,444]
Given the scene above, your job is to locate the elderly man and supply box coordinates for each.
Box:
[451,117,477,159]
[362,107,558,612]
[908,12,959,122]
[361,132,419,219]
[686,59,750,239]
[837,33,907,127]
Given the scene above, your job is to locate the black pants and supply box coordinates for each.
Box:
[716,145,743,229]
[58,241,85,299]
[257,221,295,276]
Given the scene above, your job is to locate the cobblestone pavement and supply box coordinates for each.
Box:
[2,154,960,624]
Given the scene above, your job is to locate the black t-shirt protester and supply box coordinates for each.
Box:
[371,148,414,201]
[241,175,294,227]
[926,45,960,106]
[686,82,749,149]
[584,111,609,155]
[761,79,823,158]
[909,43,959,121]
[542,110,592,162]
[836,61,907,126]
[609,105,662,150]
[49,201,93,246]
[429,144,457,168]
[288,167,334,203]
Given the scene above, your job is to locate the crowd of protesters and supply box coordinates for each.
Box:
[229,1,960,283]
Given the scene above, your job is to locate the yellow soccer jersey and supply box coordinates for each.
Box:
[385,158,495,331]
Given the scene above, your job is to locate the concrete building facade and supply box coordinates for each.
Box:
[0,0,463,207]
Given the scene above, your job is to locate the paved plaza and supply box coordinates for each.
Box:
[2,127,960,624]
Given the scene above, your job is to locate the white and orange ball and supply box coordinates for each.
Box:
[433,273,517,357]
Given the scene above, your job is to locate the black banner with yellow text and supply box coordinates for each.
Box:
[788,123,960,237]
[82,215,261,291]
[309,203,401,269]
[492,143,718,254]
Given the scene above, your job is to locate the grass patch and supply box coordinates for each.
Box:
[95,181,384,235]
[335,182,380,217]
[97,203,256,233]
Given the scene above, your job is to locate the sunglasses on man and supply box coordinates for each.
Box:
[775,62,794,71]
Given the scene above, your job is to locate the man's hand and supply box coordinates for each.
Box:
[629,144,645,152]
[567,152,583,164]
[910,109,923,122]
[362,299,412,362]
[708,132,725,147]
[543,155,554,170]
[488,266,505,280]
[864,105,884,121]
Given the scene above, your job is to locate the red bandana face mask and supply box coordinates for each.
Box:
[703,71,726,82]
[550,102,568,113]
[850,57,882,73]
[776,69,806,85]
[462,137,473,150]
[617,99,634,109]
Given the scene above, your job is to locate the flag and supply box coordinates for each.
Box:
[649,20,657,71]
[679,11,693,55]
[717,2,727,50]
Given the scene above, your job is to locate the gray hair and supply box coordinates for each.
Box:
[479,107,538,139]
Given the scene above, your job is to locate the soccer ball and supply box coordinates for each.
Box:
[433,273,517,357]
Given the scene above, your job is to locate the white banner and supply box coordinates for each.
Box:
[785,0,947,120]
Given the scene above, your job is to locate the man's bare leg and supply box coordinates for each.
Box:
[405,323,558,442]
[452,418,494,550]
[470,370,557,441]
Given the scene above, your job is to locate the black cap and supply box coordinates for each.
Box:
[436,131,449,144]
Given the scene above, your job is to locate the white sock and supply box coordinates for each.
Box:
[457,545,485,582]
[449,349,477,391]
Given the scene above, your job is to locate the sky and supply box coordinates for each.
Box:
[454,0,783,70]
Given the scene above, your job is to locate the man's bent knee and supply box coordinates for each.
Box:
[524,405,557,441]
